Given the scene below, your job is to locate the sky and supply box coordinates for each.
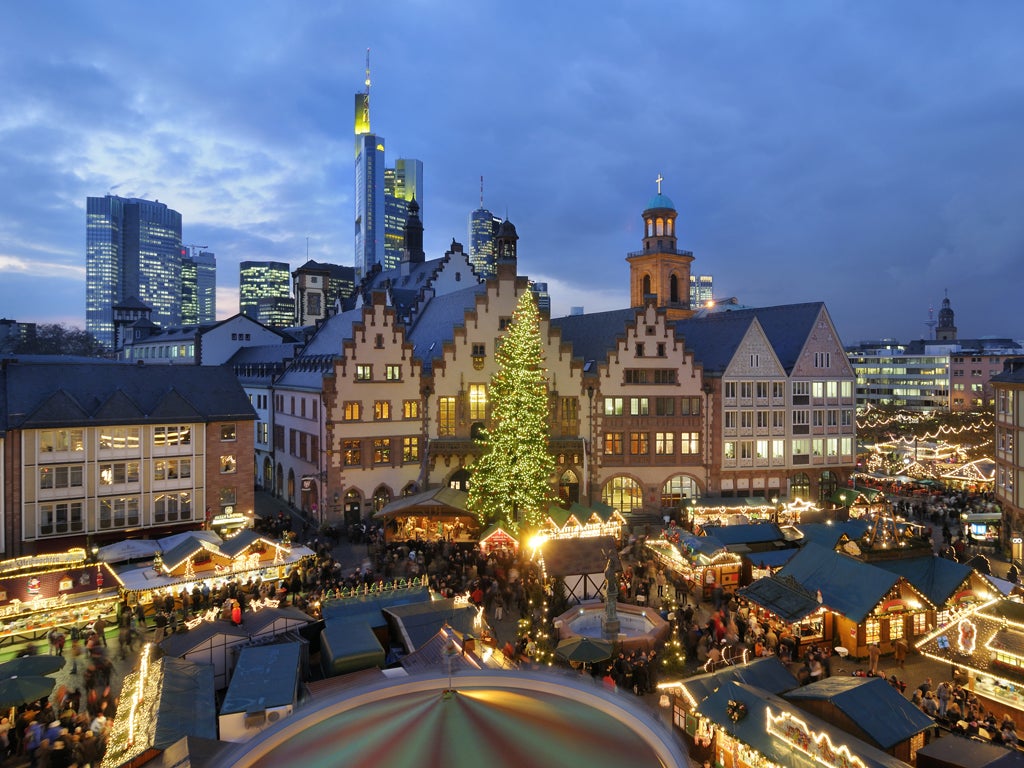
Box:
[1,1,1023,345]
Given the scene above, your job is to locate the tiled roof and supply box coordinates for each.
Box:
[0,359,255,432]
[406,284,488,372]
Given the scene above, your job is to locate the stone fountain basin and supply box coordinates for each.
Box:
[554,601,670,654]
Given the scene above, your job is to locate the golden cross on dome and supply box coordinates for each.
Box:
[656,173,664,194]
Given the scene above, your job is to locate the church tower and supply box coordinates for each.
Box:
[936,292,957,341]
[627,176,695,320]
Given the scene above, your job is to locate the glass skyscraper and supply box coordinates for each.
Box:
[239,261,293,328]
[86,195,183,349]
[383,158,424,269]
[469,206,501,278]
[181,249,217,325]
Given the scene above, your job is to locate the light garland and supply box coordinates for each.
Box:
[766,708,869,768]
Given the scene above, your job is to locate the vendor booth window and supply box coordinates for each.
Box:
[889,616,904,640]
[913,613,927,635]
[865,618,880,645]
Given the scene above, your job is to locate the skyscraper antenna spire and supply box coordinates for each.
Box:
[480,175,484,208]
[365,48,371,97]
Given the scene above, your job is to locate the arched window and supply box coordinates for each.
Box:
[559,469,579,504]
[669,274,679,303]
[642,274,652,297]
[646,218,653,237]
[662,475,699,511]
[450,468,471,491]
[667,218,674,236]
[262,457,273,492]
[789,472,811,502]
[601,476,643,514]
[656,218,664,236]
[287,469,296,504]
[819,471,838,504]
[276,464,284,499]
[372,486,391,513]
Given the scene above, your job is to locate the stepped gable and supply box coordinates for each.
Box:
[549,307,640,368]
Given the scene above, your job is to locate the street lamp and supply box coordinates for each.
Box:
[771,495,779,524]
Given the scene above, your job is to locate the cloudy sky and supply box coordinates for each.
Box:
[2,2,1023,344]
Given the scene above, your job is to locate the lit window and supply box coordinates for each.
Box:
[374,400,391,420]
[355,364,372,381]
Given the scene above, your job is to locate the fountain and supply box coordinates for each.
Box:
[554,556,670,654]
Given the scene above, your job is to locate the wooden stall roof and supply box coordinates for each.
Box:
[540,536,620,578]
[374,487,469,519]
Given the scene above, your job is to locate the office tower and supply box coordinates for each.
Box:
[239,261,294,328]
[469,177,501,278]
[690,274,713,308]
[86,195,183,349]
[384,158,424,269]
[354,51,385,280]
[181,248,217,325]
[530,282,551,316]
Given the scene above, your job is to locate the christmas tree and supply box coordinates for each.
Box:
[467,288,556,532]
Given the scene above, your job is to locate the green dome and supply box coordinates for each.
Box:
[645,192,675,211]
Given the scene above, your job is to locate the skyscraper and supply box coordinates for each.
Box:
[86,195,183,349]
[354,52,385,280]
[469,177,501,278]
[239,261,294,328]
[383,158,423,269]
[690,274,713,308]
[181,248,217,325]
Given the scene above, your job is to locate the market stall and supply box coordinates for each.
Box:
[0,549,121,647]
[644,528,743,602]
[374,487,478,544]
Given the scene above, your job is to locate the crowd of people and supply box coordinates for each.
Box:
[912,676,1020,745]
[3,627,116,767]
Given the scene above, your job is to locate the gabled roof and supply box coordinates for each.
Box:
[375,487,469,517]
[872,555,977,607]
[701,523,786,545]
[766,542,907,623]
[161,534,216,572]
[797,520,870,549]
[1,360,255,431]
[384,598,480,652]
[675,302,826,375]
[739,573,823,622]
[784,676,933,749]
[406,284,488,372]
[695,680,908,768]
[679,655,798,704]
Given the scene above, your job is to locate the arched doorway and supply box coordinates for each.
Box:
[449,468,471,491]
[789,472,811,502]
[276,463,284,499]
[343,489,362,528]
[559,469,579,505]
[262,457,273,492]
[819,471,839,504]
[661,475,700,514]
[601,476,643,515]
[287,469,296,505]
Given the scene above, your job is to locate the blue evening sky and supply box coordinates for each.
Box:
[1,2,1022,344]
